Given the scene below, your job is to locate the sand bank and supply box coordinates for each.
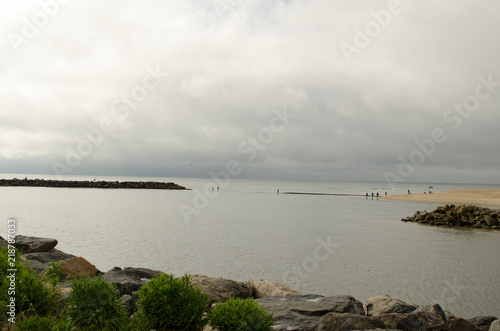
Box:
[381,189,500,207]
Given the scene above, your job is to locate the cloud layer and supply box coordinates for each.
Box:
[1,0,499,184]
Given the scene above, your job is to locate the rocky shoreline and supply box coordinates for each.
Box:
[401,204,500,229]
[0,178,186,190]
[3,235,499,331]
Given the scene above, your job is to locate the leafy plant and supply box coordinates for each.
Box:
[137,273,209,330]
[67,275,126,330]
[15,314,53,330]
[44,261,65,284]
[0,247,59,318]
[207,298,274,331]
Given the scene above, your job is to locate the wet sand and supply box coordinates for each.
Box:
[381,189,500,207]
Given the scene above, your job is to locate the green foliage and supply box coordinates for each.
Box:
[0,247,59,318]
[44,261,65,284]
[15,314,53,330]
[67,275,126,330]
[137,273,210,330]
[207,298,274,331]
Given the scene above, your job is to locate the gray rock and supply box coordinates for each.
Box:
[373,311,448,331]
[121,294,136,316]
[467,316,498,331]
[489,320,500,331]
[191,275,252,305]
[102,267,163,296]
[15,235,58,253]
[366,295,419,316]
[415,304,447,325]
[0,236,7,247]
[22,249,76,272]
[315,313,386,331]
[256,294,364,330]
[449,317,480,331]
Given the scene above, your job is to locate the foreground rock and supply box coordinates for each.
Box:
[244,279,302,298]
[316,313,386,331]
[0,178,186,190]
[191,275,252,305]
[255,294,364,330]
[58,257,98,279]
[401,205,500,229]
[366,295,419,316]
[14,235,58,253]
[22,249,76,272]
[102,267,164,295]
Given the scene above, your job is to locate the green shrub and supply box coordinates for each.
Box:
[67,275,126,330]
[207,298,274,331]
[137,273,209,330]
[15,314,53,330]
[44,261,65,284]
[0,247,59,318]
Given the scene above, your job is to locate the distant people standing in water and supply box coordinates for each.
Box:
[277,189,279,194]
[366,193,368,198]
[408,189,411,194]
[376,192,379,197]
[371,193,374,198]
[385,192,387,196]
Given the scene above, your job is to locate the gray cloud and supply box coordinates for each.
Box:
[1,0,499,184]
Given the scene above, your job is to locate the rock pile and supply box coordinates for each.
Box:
[5,235,500,330]
[401,204,500,229]
[0,178,186,190]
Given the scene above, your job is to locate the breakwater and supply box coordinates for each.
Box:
[0,178,186,190]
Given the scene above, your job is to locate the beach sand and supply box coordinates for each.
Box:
[381,189,500,207]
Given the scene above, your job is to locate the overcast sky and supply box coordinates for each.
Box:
[1,0,499,184]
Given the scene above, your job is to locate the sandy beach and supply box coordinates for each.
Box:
[381,189,500,207]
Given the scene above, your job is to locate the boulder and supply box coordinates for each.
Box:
[22,249,76,272]
[467,316,498,331]
[450,317,480,331]
[489,320,500,331]
[58,256,98,279]
[414,304,447,324]
[483,215,497,226]
[256,294,364,330]
[102,267,163,296]
[191,275,252,305]
[373,311,448,331]
[14,235,58,253]
[243,279,301,298]
[315,313,386,331]
[366,295,419,316]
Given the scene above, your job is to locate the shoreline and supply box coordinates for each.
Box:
[381,189,500,207]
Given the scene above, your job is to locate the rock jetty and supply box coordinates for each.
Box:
[402,204,500,229]
[0,178,186,190]
[4,235,499,330]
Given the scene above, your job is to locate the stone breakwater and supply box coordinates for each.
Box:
[3,235,500,331]
[0,178,186,190]
[401,204,500,229]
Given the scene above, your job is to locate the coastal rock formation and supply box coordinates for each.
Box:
[366,295,419,316]
[467,316,499,331]
[255,294,364,330]
[0,178,186,190]
[243,279,302,298]
[102,266,164,296]
[14,235,58,253]
[23,249,76,272]
[401,205,500,229]
[489,320,500,331]
[191,275,252,305]
[315,312,386,330]
[58,256,98,279]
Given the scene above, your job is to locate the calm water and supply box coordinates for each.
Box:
[1,175,499,318]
